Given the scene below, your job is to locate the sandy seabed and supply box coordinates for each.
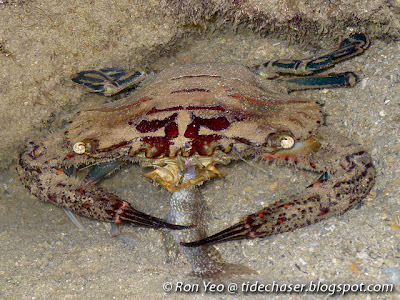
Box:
[0,1,399,299]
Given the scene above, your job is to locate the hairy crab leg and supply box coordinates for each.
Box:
[61,162,124,231]
[250,33,369,79]
[71,68,155,96]
[17,141,189,230]
[181,127,375,247]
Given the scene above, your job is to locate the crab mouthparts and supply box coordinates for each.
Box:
[143,155,223,191]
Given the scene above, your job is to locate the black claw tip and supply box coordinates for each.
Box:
[180,240,203,247]
[164,222,196,230]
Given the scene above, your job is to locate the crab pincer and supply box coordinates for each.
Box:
[17,141,192,231]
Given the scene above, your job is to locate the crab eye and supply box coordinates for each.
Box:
[73,139,97,155]
[73,142,86,154]
[266,132,295,150]
[280,136,295,149]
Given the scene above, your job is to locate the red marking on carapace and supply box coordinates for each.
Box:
[171,74,222,80]
[140,138,172,157]
[76,189,84,195]
[84,204,90,209]
[57,169,63,175]
[278,219,284,223]
[170,88,211,94]
[186,105,226,112]
[183,115,233,155]
[146,106,183,115]
[135,109,244,156]
[284,203,291,208]
[228,93,266,104]
[136,113,178,134]
[145,105,226,115]
[185,116,230,137]
[258,212,264,218]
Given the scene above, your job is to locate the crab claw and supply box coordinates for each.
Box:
[182,128,376,248]
[180,219,253,247]
[117,202,195,230]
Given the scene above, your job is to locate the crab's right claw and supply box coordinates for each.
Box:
[118,203,195,230]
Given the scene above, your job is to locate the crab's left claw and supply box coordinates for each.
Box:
[180,220,251,247]
[182,128,375,248]
[181,208,284,247]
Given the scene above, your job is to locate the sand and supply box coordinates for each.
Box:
[0,1,399,299]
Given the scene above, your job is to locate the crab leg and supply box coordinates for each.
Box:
[17,141,189,230]
[71,68,155,96]
[250,33,369,78]
[277,71,359,91]
[181,127,375,247]
[85,161,125,184]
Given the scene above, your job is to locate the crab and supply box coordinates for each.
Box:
[18,33,375,258]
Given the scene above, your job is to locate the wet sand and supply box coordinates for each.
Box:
[0,1,399,299]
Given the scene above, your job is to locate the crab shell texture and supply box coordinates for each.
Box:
[66,63,322,190]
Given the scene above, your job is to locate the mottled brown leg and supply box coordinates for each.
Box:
[17,141,188,230]
[181,128,375,247]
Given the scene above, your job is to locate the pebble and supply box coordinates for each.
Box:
[298,257,307,265]
[243,186,253,193]
[350,263,359,274]
[386,155,394,166]
[269,181,278,191]
[383,258,397,268]
[356,250,369,260]
[383,268,400,285]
